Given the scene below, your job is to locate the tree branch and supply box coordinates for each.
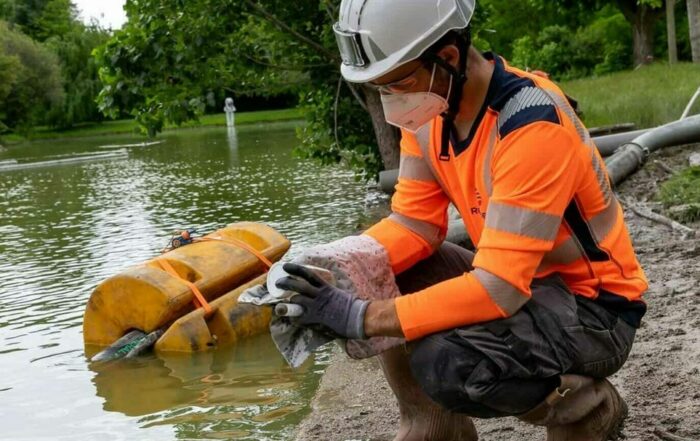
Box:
[243,0,339,62]
[345,80,368,112]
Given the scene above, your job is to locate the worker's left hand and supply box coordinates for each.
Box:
[275,263,369,340]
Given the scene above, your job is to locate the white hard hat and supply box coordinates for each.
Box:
[334,0,476,83]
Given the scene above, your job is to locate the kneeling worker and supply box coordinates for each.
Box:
[277,1,648,440]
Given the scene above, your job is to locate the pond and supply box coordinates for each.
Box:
[0,123,384,440]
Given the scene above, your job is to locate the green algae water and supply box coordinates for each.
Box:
[0,123,382,440]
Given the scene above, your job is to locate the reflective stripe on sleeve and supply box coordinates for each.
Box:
[473,268,529,315]
[399,154,436,183]
[388,213,445,250]
[590,151,614,205]
[486,201,561,242]
[537,237,584,272]
[537,199,620,271]
[588,199,620,243]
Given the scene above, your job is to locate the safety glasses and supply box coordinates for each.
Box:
[367,62,425,94]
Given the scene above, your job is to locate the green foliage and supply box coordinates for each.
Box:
[510,7,632,80]
[0,52,20,133]
[659,167,700,223]
[0,0,16,22]
[0,1,110,131]
[32,0,78,41]
[91,0,693,178]
[0,21,64,132]
[44,23,110,128]
[297,82,383,181]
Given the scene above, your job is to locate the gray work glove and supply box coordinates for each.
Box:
[275,263,369,340]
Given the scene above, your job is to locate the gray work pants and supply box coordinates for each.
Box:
[395,242,637,418]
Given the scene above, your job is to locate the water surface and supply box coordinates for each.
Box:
[0,123,382,440]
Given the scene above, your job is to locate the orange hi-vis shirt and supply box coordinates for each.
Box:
[365,53,648,342]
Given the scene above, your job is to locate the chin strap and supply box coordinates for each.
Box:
[427,28,471,162]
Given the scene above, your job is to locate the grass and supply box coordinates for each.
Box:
[658,166,700,223]
[2,108,303,143]
[561,62,700,129]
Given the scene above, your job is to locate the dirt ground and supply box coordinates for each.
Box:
[293,144,700,441]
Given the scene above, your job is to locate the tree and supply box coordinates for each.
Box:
[95,0,396,178]
[0,52,20,132]
[0,20,64,132]
[33,0,78,41]
[668,0,679,63]
[531,0,666,66]
[615,0,665,65]
[689,0,700,61]
[45,22,110,128]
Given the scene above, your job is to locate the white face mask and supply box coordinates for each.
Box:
[380,63,452,133]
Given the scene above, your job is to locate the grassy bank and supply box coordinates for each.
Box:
[3,108,303,143]
[561,63,700,129]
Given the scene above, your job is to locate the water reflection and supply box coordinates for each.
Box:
[227,126,239,167]
[89,334,311,417]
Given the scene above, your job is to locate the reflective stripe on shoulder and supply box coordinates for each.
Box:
[542,89,590,144]
[399,154,436,183]
[388,213,445,250]
[486,201,561,242]
[473,268,529,316]
[497,87,555,134]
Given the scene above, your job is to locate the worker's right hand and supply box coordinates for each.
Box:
[275,263,369,340]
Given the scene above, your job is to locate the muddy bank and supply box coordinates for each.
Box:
[294,144,700,441]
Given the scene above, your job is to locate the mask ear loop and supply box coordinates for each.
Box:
[429,28,471,162]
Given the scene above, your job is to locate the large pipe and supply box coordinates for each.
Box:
[593,129,650,157]
[442,115,700,246]
[606,114,700,185]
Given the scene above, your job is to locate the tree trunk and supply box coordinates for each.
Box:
[633,8,660,65]
[363,86,401,170]
[616,0,663,66]
[689,0,700,62]
[667,0,678,64]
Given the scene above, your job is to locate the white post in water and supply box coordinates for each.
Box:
[224,97,237,127]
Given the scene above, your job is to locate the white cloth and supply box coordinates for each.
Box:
[238,235,405,368]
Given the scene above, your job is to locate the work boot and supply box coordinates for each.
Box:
[518,374,628,441]
[378,346,478,441]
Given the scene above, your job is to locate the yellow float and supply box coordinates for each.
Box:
[83,222,289,353]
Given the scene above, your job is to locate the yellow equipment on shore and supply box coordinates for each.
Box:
[83,222,289,353]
